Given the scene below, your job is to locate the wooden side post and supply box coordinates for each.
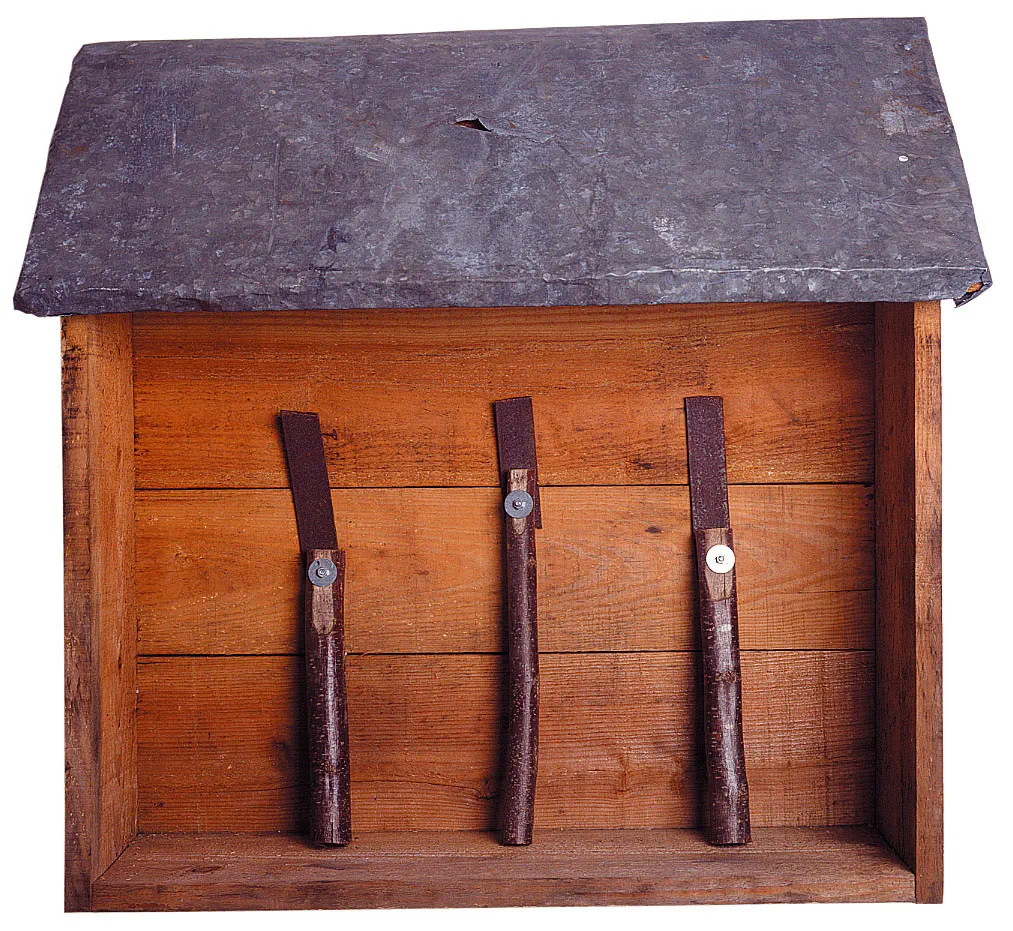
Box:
[63,314,137,910]
[874,301,943,903]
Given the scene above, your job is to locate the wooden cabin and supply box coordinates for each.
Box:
[15,17,990,911]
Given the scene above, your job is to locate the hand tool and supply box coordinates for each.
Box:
[685,396,751,845]
[493,396,541,845]
[280,410,352,846]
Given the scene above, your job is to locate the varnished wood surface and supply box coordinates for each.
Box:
[875,301,943,903]
[136,484,874,655]
[91,827,913,910]
[136,651,873,833]
[62,314,137,910]
[132,303,874,488]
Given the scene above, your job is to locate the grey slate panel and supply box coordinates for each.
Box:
[14,17,991,316]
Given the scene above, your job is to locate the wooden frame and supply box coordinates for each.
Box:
[874,302,943,903]
[62,301,943,910]
[63,314,136,909]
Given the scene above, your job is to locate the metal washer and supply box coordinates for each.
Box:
[504,489,534,519]
[705,544,735,574]
[307,557,338,587]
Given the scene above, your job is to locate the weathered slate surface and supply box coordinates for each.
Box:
[16,17,989,316]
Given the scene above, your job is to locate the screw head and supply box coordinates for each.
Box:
[705,543,735,574]
[307,557,338,587]
[503,489,534,519]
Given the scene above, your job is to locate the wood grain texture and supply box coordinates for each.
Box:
[303,549,351,846]
[136,651,873,833]
[135,484,874,655]
[499,470,539,845]
[91,827,914,910]
[132,303,874,488]
[62,314,137,910]
[874,301,943,903]
[693,527,750,845]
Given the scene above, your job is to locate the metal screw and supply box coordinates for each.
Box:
[307,557,338,587]
[504,489,534,519]
[706,544,735,574]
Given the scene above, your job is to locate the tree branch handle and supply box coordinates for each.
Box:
[694,527,751,845]
[304,547,352,846]
[499,468,539,845]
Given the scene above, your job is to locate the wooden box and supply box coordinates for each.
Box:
[18,18,989,912]
[63,299,940,908]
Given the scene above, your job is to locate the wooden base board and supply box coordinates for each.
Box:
[92,827,913,910]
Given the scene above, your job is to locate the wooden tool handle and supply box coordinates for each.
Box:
[304,547,352,846]
[693,527,751,845]
[499,468,539,845]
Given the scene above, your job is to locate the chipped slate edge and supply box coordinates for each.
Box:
[15,264,992,317]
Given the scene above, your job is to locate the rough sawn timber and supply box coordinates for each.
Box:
[91,827,914,909]
[62,314,137,910]
[136,651,874,833]
[134,484,875,656]
[874,301,943,903]
[131,303,875,487]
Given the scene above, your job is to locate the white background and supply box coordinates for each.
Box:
[2,1,1009,927]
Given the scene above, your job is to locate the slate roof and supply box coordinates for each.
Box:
[15,17,991,316]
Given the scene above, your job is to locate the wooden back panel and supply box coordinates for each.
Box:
[133,303,873,488]
[132,302,875,833]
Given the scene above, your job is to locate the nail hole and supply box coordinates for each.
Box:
[455,117,492,132]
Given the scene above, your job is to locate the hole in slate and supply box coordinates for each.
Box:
[455,117,492,132]
[323,224,348,251]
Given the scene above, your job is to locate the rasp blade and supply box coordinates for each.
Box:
[493,396,541,528]
[279,410,339,550]
[685,396,730,531]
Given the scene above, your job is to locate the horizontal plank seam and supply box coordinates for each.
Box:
[127,824,890,837]
[137,648,876,660]
[135,481,875,492]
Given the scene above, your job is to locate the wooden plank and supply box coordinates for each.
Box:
[91,827,914,909]
[874,301,943,903]
[136,651,873,833]
[132,303,874,488]
[136,484,874,655]
[62,315,137,910]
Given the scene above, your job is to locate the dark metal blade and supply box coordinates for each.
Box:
[493,396,542,528]
[685,396,730,532]
[279,410,339,550]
